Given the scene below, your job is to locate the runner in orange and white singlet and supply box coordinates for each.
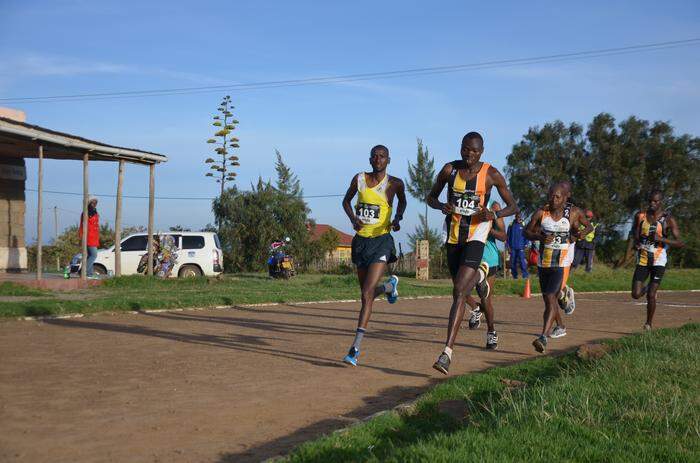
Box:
[524,182,591,353]
[548,180,584,339]
[427,132,518,374]
[630,190,683,331]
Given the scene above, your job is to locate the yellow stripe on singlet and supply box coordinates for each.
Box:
[448,172,466,243]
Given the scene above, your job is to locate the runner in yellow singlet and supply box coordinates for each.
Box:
[631,190,683,331]
[341,145,407,366]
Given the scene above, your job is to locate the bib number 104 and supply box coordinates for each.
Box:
[452,192,480,216]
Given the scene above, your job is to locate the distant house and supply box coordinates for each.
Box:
[309,224,353,262]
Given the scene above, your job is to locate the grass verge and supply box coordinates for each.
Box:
[283,324,700,462]
[1,267,698,318]
[0,282,49,297]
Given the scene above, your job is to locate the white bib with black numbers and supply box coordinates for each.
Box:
[355,203,381,224]
[451,190,482,216]
[541,213,571,250]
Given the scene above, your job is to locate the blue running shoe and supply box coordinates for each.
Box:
[386,275,399,304]
[343,347,359,366]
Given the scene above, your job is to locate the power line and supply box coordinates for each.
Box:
[55,206,82,214]
[2,38,698,104]
[26,188,344,200]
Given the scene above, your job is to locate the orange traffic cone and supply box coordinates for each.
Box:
[522,278,531,299]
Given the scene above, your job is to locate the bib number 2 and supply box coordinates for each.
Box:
[356,203,381,225]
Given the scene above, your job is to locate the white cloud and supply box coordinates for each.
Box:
[0,53,233,85]
[0,54,132,77]
[331,78,438,99]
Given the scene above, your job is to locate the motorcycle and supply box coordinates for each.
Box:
[267,237,296,279]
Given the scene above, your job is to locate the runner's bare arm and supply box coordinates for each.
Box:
[342,175,362,232]
[427,163,454,215]
[489,201,507,242]
[632,211,643,249]
[524,209,549,243]
[391,178,407,232]
[660,216,684,248]
[482,167,518,222]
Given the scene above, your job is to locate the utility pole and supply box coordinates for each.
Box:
[54,206,59,270]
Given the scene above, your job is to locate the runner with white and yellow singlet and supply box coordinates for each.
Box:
[341,145,407,367]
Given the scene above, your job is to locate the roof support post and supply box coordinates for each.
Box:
[81,152,89,281]
[147,163,155,276]
[36,144,43,280]
[114,160,124,276]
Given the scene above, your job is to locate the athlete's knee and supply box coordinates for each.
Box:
[647,288,658,301]
[454,280,473,297]
[361,287,375,301]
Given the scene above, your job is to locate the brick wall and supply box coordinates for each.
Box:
[0,158,27,271]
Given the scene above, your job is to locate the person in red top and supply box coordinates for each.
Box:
[78,198,100,278]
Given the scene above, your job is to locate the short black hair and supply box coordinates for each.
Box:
[370,144,389,156]
[649,189,663,199]
[462,131,484,146]
[556,180,572,192]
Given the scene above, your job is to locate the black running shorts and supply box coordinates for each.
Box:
[633,265,666,285]
[446,241,486,277]
[351,233,397,268]
[538,267,564,295]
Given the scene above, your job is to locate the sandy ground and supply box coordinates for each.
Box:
[1,291,698,463]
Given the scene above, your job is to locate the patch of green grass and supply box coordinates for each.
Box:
[1,267,698,318]
[0,282,49,297]
[491,266,700,295]
[284,324,700,462]
[0,273,453,318]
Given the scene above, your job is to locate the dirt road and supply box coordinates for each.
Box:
[1,291,698,462]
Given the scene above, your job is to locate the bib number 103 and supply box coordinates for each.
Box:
[356,203,381,224]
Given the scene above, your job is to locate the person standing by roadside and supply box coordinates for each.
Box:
[507,212,529,279]
[78,198,100,279]
[572,210,597,272]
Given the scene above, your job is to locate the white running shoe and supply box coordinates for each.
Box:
[550,326,567,338]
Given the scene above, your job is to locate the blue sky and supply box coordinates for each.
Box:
[1,1,699,249]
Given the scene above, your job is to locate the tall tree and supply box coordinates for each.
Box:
[274,149,302,197]
[406,138,437,241]
[213,181,315,271]
[505,120,586,216]
[213,158,316,271]
[205,95,240,197]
